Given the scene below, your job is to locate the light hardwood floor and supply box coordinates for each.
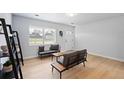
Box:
[22,54,124,79]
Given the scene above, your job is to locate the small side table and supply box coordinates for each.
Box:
[52,52,64,62]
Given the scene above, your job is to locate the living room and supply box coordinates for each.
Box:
[0,13,124,79]
[1,0,124,92]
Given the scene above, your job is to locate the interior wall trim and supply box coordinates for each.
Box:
[89,52,124,62]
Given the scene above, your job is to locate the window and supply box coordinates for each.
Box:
[44,28,56,44]
[29,26,43,45]
[29,26,56,45]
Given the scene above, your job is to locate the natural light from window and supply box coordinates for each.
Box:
[29,26,56,46]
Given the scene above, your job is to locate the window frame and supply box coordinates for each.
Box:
[29,26,57,46]
[44,28,57,45]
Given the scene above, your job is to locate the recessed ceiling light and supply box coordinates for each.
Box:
[35,14,39,16]
[71,22,74,25]
[66,13,78,17]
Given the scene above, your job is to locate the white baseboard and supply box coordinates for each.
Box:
[24,56,38,60]
[88,52,124,62]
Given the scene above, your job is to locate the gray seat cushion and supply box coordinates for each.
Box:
[39,50,59,55]
[50,44,59,50]
[57,50,87,68]
[39,46,44,52]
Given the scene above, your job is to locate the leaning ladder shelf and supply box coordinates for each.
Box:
[12,31,24,66]
[0,18,23,79]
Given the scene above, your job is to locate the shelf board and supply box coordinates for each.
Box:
[0,57,9,64]
[0,54,9,58]
[0,33,4,34]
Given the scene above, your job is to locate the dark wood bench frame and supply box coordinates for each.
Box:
[51,60,86,79]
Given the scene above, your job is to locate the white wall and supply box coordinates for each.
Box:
[0,13,12,24]
[0,13,12,46]
[75,15,124,61]
[12,15,75,59]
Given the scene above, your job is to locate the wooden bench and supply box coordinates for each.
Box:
[51,62,67,79]
[51,61,86,79]
[51,49,87,79]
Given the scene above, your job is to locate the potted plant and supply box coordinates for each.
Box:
[3,60,13,73]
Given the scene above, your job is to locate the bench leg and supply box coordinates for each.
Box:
[51,56,54,61]
[83,62,85,67]
[40,55,42,62]
[52,66,54,72]
[56,57,59,62]
[60,72,62,79]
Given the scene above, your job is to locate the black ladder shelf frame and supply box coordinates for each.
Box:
[13,31,24,66]
[0,18,23,79]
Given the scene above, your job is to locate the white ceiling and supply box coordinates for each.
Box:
[13,13,124,26]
